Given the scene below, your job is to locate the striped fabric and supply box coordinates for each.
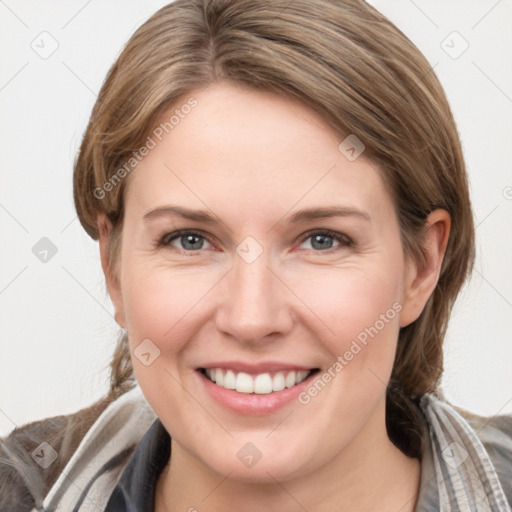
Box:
[419,393,511,511]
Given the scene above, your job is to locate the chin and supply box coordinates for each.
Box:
[195,433,320,484]
[211,454,311,484]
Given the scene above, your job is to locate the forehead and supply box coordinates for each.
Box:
[125,82,395,224]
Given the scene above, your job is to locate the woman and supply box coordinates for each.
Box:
[1,0,511,510]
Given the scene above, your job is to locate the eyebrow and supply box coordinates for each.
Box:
[287,206,371,223]
[142,205,371,224]
[143,205,219,223]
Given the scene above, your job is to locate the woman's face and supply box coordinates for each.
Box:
[107,82,422,482]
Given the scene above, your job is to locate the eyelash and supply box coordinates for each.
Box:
[157,229,353,254]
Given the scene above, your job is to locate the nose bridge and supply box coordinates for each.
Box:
[233,251,272,307]
[216,246,290,343]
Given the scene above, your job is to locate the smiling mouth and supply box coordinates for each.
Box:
[199,368,320,394]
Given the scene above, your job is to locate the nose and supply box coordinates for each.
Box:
[215,248,293,346]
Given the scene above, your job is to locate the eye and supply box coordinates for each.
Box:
[159,230,213,252]
[157,229,351,253]
[299,230,352,252]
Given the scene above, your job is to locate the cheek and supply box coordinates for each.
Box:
[288,260,405,424]
[120,263,218,412]
[290,262,405,430]
[292,263,404,357]
[120,261,220,353]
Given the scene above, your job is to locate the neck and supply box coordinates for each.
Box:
[155,402,421,512]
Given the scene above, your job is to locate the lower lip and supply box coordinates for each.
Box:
[198,370,316,416]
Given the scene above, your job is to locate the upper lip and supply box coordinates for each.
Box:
[197,361,317,374]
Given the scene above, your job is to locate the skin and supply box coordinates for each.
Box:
[98,82,450,512]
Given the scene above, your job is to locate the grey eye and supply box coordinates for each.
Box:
[299,231,348,251]
[163,231,212,251]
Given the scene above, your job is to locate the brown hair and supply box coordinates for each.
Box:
[73,0,475,458]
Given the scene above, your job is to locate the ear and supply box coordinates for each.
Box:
[97,213,126,329]
[400,209,451,327]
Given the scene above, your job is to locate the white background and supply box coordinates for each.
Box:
[1,0,511,436]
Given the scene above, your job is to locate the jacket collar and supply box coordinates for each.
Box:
[104,418,170,512]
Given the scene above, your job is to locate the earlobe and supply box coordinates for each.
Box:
[97,213,126,329]
[399,209,451,328]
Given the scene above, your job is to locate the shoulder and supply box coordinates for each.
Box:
[455,404,512,505]
[0,395,114,511]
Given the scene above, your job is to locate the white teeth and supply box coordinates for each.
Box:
[235,372,254,393]
[297,370,309,383]
[285,372,296,388]
[272,372,286,391]
[204,368,312,393]
[223,370,236,389]
[254,373,273,394]
[215,368,224,386]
